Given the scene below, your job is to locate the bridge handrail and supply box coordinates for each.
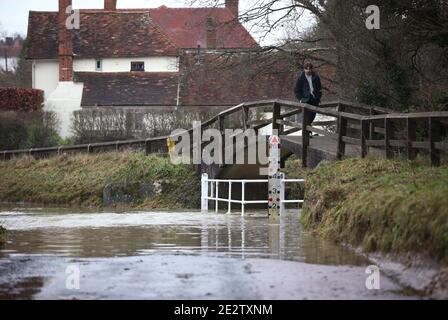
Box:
[365,111,448,120]
[2,99,447,166]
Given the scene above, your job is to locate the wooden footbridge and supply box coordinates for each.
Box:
[2,100,447,175]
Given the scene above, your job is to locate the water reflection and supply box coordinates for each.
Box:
[0,208,368,266]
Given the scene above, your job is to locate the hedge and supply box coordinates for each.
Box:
[0,111,60,150]
[0,87,44,112]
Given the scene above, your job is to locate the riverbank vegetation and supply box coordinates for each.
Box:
[300,157,448,265]
[0,152,200,209]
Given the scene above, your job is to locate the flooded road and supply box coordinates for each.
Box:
[0,207,415,299]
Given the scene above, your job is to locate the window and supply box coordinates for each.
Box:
[131,61,145,72]
[95,59,102,71]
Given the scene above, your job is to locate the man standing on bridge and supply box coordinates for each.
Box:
[294,62,322,124]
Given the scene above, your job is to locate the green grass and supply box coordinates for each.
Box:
[0,152,200,209]
[299,157,448,264]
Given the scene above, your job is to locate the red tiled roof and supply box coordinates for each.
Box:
[75,72,179,106]
[27,11,179,59]
[27,7,258,59]
[147,7,259,49]
[27,12,58,59]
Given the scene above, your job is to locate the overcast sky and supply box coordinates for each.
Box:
[0,0,314,45]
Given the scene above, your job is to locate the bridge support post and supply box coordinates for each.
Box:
[360,119,369,158]
[145,139,151,155]
[201,173,209,212]
[242,105,250,151]
[369,107,375,140]
[406,118,417,160]
[272,102,281,133]
[337,115,347,160]
[218,115,225,167]
[242,105,249,131]
[384,118,393,159]
[429,117,441,166]
[301,107,310,167]
[336,103,345,134]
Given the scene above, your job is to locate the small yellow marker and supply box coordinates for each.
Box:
[167,137,175,154]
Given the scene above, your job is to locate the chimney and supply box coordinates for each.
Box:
[104,0,117,10]
[206,17,217,49]
[225,0,239,18]
[58,0,73,81]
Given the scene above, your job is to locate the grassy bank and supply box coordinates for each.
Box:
[300,157,448,265]
[0,152,200,209]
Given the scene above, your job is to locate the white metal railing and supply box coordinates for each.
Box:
[201,174,304,215]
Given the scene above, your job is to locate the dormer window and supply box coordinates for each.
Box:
[131,61,145,72]
[95,59,102,71]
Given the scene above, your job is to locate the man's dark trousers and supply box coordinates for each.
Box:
[305,96,320,124]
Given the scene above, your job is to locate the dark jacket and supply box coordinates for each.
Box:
[294,71,322,104]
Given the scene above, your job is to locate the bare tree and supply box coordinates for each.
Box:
[187,0,448,110]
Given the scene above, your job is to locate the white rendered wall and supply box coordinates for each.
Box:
[33,57,179,98]
[73,57,179,72]
[45,81,84,138]
[32,60,59,99]
[32,56,179,138]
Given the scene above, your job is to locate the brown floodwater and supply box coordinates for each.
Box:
[0,207,415,299]
[0,207,367,264]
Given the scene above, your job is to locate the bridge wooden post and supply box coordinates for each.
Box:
[429,117,441,166]
[242,105,249,151]
[145,139,152,155]
[188,130,194,161]
[406,118,417,160]
[369,107,375,140]
[360,119,369,158]
[218,115,225,166]
[272,102,283,134]
[384,118,393,159]
[337,115,347,160]
[336,103,345,134]
[301,107,310,167]
[242,105,249,131]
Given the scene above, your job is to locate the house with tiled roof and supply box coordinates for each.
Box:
[27,0,296,138]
